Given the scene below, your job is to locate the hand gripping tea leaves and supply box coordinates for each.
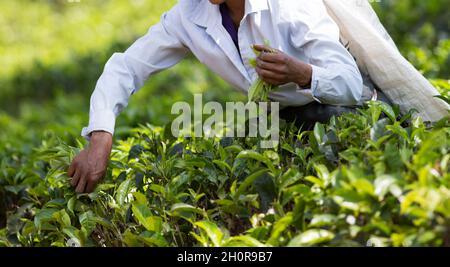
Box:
[248,40,278,102]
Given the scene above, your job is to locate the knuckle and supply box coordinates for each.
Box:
[80,170,89,179]
[88,174,99,182]
[71,160,79,168]
[87,176,95,183]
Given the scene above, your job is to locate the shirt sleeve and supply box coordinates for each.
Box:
[81,5,189,140]
[289,0,363,106]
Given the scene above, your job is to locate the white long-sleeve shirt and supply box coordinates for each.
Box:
[81,0,363,139]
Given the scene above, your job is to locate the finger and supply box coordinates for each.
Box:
[75,175,87,193]
[256,68,286,81]
[67,161,77,177]
[70,169,81,187]
[255,68,285,86]
[253,44,273,53]
[256,58,284,73]
[258,52,284,64]
[85,176,98,193]
[262,77,283,86]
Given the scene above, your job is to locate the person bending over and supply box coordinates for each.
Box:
[68,0,381,193]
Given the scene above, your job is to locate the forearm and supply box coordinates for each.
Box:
[292,61,312,88]
[287,0,363,106]
[81,8,188,140]
[89,131,113,149]
[310,64,363,106]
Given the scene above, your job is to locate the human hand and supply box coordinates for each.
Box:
[67,131,112,193]
[253,44,312,88]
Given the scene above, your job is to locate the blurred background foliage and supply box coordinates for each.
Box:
[373,0,449,78]
[0,0,449,239]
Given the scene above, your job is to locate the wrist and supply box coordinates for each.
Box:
[295,63,312,88]
[89,131,113,148]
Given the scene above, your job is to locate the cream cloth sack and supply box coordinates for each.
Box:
[323,0,449,122]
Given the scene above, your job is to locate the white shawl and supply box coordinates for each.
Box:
[323,0,449,122]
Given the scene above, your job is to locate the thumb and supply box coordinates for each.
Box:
[252,44,272,53]
[67,159,76,177]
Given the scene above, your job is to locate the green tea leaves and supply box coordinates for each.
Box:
[116,178,134,206]
[3,99,449,247]
[247,43,278,102]
[193,221,224,247]
[131,192,163,232]
[288,229,335,247]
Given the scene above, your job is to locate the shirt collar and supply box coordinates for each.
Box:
[245,0,269,15]
[190,1,215,28]
[190,0,269,28]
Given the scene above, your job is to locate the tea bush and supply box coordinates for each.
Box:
[0,0,449,247]
[1,101,449,247]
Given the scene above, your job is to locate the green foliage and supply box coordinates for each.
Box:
[0,0,449,247]
[373,0,450,78]
[0,0,177,110]
[248,41,277,102]
[1,102,449,247]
